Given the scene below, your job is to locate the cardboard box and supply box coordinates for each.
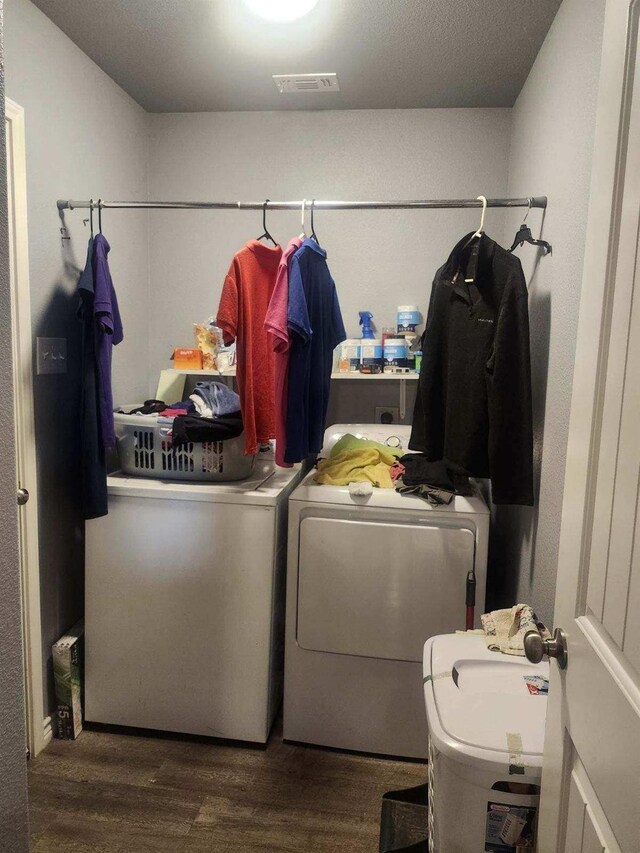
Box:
[172,347,203,370]
[52,620,83,740]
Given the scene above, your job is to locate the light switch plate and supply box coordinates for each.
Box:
[37,337,67,374]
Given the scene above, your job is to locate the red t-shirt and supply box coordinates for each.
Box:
[217,241,282,455]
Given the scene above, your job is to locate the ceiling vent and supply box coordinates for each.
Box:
[272,73,340,93]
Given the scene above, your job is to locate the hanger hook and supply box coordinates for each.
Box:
[523,197,532,224]
[476,195,487,234]
[311,199,317,240]
[89,199,94,238]
[263,199,269,232]
[97,199,103,234]
[301,198,307,234]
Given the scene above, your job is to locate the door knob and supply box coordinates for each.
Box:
[524,627,568,670]
[17,488,29,506]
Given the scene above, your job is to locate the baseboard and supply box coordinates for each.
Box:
[29,716,53,759]
[42,716,53,747]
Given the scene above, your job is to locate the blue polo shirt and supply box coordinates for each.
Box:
[285,239,346,463]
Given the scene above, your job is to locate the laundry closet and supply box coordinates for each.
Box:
[3,1,629,852]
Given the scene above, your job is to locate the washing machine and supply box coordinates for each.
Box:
[85,457,302,743]
[283,424,489,759]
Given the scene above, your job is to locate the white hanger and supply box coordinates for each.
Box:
[299,198,307,239]
[472,195,487,239]
[461,195,488,282]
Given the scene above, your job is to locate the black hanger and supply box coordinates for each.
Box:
[509,199,552,255]
[310,199,320,245]
[509,224,552,255]
[257,200,277,246]
[97,199,103,234]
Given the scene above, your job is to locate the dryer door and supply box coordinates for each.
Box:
[297,516,475,662]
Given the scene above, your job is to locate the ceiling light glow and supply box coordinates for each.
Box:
[244,0,319,22]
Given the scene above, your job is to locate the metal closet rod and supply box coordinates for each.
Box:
[56,196,547,212]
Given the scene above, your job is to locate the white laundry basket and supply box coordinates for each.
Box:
[114,408,254,482]
[423,634,548,852]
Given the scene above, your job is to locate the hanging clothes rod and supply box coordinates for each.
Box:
[56,196,547,212]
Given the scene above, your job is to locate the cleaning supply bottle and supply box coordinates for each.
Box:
[359,311,375,339]
[358,311,383,373]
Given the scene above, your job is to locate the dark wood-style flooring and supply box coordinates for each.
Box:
[28,722,427,852]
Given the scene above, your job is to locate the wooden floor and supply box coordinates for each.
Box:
[28,722,427,852]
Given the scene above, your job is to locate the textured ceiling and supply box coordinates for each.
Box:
[31,0,562,112]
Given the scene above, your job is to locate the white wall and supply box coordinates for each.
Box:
[147,86,608,622]
[0,2,30,847]
[494,0,606,622]
[4,0,149,713]
[147,108,512,398]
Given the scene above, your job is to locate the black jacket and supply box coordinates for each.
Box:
[409,233,534,505]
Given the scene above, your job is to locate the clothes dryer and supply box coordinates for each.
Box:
[283,425,489,759]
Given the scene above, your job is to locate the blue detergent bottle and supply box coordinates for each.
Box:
[358,311,383,373]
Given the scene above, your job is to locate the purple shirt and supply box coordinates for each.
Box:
[92,234,123,447]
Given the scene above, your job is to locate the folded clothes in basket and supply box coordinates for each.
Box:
[158,408,190,419]
[167,400,196,411]
[126,399,167,415]
[191,381,240,418]
[171,411,243,446]
[122,400,196,417]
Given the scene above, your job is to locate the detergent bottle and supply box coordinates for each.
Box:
[358,311,383,374]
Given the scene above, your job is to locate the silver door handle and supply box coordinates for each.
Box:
[17,487,29,506]
[524,627,568,669]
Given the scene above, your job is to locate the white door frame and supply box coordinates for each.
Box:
[538,0,639,848]
[6,97,50,757]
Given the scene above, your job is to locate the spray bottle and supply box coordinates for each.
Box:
[358,311,383,374]
[359,311,375,339]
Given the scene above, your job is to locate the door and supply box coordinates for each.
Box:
[6,98,47,758]
[536,2,640,851]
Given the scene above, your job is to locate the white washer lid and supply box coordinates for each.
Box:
[105,460,302,506]
[423,634,548,776]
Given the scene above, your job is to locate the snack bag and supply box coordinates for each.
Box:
[194,320,223,370]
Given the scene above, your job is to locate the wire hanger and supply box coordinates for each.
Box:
[257,199,277,246]
[299,198,307,239]
[509,197,552,255]
[310,199,320,244]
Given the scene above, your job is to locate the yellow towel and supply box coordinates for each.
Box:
[329,433,403,459]
[314,447,397,488]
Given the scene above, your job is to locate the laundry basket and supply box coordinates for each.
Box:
[423,634,547,852]
[114,409,254,482]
